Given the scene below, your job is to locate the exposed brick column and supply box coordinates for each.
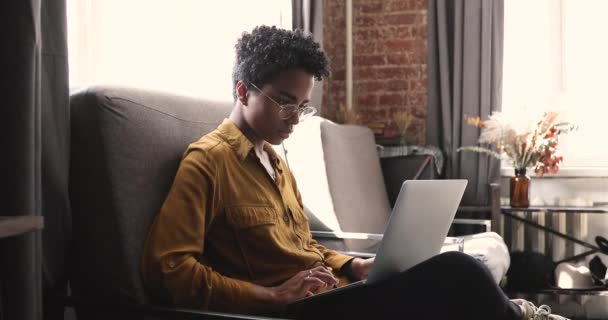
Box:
[322,0,427,145]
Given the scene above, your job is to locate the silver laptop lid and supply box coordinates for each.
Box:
[366,179,467,284]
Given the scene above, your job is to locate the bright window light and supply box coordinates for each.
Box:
[67,0,292,102]
[503,0,608,168]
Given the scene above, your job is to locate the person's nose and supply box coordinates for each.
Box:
[287,112,300,126]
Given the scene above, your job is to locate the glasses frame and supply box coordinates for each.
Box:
[249,83,317,121]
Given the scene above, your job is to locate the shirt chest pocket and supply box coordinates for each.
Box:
[225,205,278,230]
[226,205,278,241]
[224,205,279,279]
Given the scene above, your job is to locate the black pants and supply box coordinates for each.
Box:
[285,252,521,320]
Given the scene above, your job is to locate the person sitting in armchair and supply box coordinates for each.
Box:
[141,25,567,320]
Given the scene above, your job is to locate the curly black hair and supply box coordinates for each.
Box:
[232,25,331,101]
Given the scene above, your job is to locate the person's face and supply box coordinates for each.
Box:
[241,68,314,145]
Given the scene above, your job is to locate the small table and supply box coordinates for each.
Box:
[0,215,44,319]
[0,216,44,239]
[501,207,608,319]
[500,206,608,263]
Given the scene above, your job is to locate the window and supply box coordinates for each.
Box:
[503,0,608,172]
[67,0,291,102]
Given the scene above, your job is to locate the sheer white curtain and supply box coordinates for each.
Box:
[67,0,291,101]
[503,0,608,169]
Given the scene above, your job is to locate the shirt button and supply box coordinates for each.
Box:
[283,215,289,223]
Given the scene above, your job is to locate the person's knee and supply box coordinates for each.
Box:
[434,251,480,267]
[432,251,495,283]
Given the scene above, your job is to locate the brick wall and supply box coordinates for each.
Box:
[322,0,427,145]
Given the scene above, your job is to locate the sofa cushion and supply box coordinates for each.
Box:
[69,86,231,304]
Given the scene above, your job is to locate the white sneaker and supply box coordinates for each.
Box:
[511,299,570,320]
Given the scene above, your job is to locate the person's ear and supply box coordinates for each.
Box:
[236,81,249,106]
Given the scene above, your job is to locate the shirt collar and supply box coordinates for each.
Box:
[217,119,282,168]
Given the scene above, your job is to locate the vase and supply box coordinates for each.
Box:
[510,168,530,208]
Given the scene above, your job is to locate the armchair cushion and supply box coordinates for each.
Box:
[69,86,231,305]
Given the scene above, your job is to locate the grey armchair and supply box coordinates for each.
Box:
[68,86,287,319]
[277,117,509,283]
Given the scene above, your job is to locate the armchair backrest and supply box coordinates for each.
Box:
[69,86,231,305]
[280,117,392,253]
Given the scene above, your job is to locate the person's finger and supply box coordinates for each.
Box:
[296,275,325,298]
[310,265,333,274]
[296,269,314,282]
[302,275,326,287]
[300,267,337,284]
[310,270,339,285]
[309,266,338,279]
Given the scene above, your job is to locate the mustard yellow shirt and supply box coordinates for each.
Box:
[141,119,353,314]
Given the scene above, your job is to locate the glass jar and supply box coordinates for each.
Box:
[510,168,530,208]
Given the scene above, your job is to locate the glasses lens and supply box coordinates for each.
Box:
[278,105,298,119]
[278,105,318,121]
[298,107,317,121]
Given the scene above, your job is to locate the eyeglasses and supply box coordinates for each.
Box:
[249,83,317,121]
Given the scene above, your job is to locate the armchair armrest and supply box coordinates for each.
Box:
[310,230,491,258]
[310,231,380,258]
[310,230,383,241]
[452,218,491,232]
[62,295,291,320]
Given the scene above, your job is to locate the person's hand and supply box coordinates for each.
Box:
[268,266,339,305]
[349,257,375,281]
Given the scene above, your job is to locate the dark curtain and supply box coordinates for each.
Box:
[427,0,504,206]
[0,1,70,320]
[292,0,325,114]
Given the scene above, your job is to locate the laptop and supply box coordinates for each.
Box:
[290,179,468,305]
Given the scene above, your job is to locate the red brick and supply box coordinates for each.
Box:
[379,93,405,106]
[355,15,380,28]
[376,67,400,79]
[357,94,378,107]
[408,93,427,107]
[392,26,414,38]
[387,0,427,12]
[328,55,346,70]
[383,39,416,52]
[408,79,426,92]
[324,0,428,140]
[355,67,378,79]
[412,24,427,38]
[358,108,388,121]
[410,0,427,10]
[354,2,383,13]
[354,54,386,66]
[332,69,346,81]
[403,66,422,79]
[385,13,417,25]
[354,28,382,41]
[329,81,345,93]
[409,50,426,64]
[354,41,377,54]
[355,80,385,93]
[386,53,410,65]
[386,79,410,91]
